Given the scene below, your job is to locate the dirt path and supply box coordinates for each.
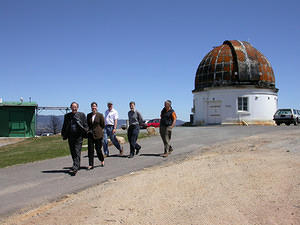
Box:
[0,138,25,148]
[3,130,300,225]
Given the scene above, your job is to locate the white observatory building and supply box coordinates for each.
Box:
[192,40,278,125]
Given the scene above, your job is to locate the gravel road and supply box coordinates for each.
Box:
[1,126,299,224]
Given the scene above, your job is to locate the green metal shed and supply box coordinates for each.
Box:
[0,102,38,137]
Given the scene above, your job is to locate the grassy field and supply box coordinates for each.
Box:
[0,132,151,168]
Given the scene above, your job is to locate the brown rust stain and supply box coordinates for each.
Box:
[224,65,230,72]
[236,50,245,61]
[194,40,276,91]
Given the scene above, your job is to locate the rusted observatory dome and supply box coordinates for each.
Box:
[193,40,276,92]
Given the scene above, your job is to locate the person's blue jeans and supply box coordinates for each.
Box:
[103,125,121,155]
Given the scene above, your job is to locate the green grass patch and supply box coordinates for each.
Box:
[0,132,152,168]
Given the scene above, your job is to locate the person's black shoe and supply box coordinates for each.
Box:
[120,146,124,156]
[69,169,77,176]
[135,145,141,155]
[161,153,169,158]
[128,154,134,158]
[135,149,140,155]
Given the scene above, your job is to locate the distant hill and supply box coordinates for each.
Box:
[36,115,127,134]
[36,115,64,135]
[36,115,186,135]
[117,119,186,127]
[176,120,185,126]
[37,115,64,127]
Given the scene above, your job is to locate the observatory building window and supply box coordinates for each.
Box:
[238,97,248,111]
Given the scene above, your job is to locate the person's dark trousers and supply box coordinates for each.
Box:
[159,125,172,154]
[68,136,83,171]
[127,125,141,156]
[88,136,104,167]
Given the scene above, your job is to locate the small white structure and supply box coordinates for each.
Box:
[192,40,278,125]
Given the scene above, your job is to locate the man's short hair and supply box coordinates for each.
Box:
[165,100,172,106]
[107,101,113,105]
[70,101,79,108]
[91,102,97,107]
[129,101,135,105]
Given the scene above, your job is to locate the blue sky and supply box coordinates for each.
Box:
[1,0,299,121]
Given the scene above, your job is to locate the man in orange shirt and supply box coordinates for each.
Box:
[159,100,177,157]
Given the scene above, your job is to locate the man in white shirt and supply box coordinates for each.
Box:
[103,102,124,157]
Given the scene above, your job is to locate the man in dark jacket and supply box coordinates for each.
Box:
[159,100,177,157]
[87,102,105,169]
[61,102,88,175]
[127,101,143,158]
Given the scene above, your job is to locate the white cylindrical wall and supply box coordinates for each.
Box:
[193,87,278,125]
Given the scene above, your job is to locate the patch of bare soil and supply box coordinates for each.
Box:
[0,138,25,148]
[4,130,300,225]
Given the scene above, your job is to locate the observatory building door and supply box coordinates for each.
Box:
[207,101,222,124]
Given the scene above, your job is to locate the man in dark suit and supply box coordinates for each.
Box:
[87,102,105,169]
[61,102,88,176]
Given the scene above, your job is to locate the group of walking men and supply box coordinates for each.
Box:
[61,100,176,176]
